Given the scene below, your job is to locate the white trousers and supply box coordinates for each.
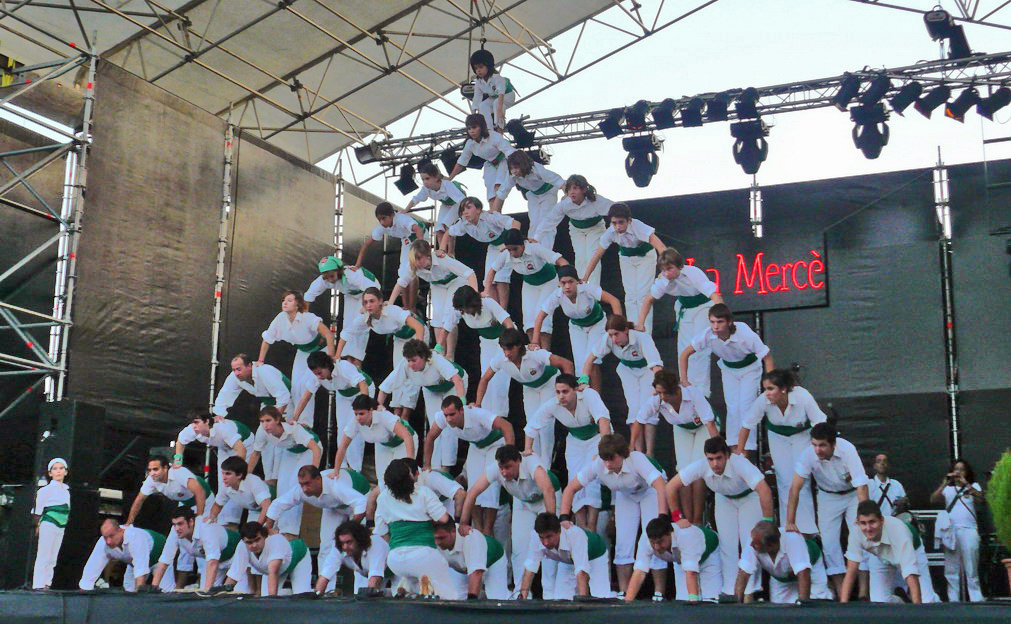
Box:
[568,221,605,285]
[618,251,657,334]
[676,302,714,397]
[768,431,817,533]
[719,362,761,451]
[511,496,560,587]
[341,295,368,361]
[715,492,763,595]
[375,429,420,488]
[817,490,857,575]
[484,244,511,284]
[260,444,282,482]
[255,551,312,595]
[671,424,709,472]
[335,390,368,472]
[318,506,353,592]
[868,545,939,603]
[33,523,64,589]
[424,378,465,470]
[522,378,557,467]
[449,555,510,599]
[616,364,653,433]
[527,190,559,250]
[467,439,505,509]
[275,448,315,535]
[431,278,471,332]
[475,92,516,135]
[568,318,606,374]
[614,488,664,569]
[124,562,175,592]
[566,434,601,510]
[768,560,833,603]
[521,279,555,333]
[479,336,511,419]
[943,526,983,602]
[671,555,721,600]
[547,556,613,599]
[291,350,316,427]
[387,545,460,599]
[482,161,511,201]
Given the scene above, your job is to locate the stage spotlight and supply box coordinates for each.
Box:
[439,148,458,174]
[624,100,651,131]
[924,9,972,59]
[622,134,661,188]
[599,108,625,139]
[681,98,705,127]
[505,118,536,148]
[890,81,923,115]
[859,74,892,105]
[944,87,980,122]
[393,164,418,195]
[652,98,678,129]
[730,120,769,175]
[977,86,1011,120]
[851,103,889,159]
[914,84,951,118]
[354,141,382,164]
[832,73,862,111]
[526,147,550,165]
[736,87,760,119]
[708,92,731,121]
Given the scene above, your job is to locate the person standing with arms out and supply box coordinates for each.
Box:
[256,290,334,427]
[404,162,467,243]
[304,255,379,363]
[737,368,826,531]
[735,520,833,603]
[637,248,722,396]
[786,422,868,595]
[494,151,564,246]
[932,459,985,602]
[532,175,613,285]
[441,196,520,309]
[581,203,666,333]
[331,396,417,486]
[32,458,69,589]
[292,352,371,471]
[679,304,774,455]
[449,115,516,212]
[468,49,515,134]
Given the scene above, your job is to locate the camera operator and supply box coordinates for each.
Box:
[930,459,985,602]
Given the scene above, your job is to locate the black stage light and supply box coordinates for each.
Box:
[622,134,660,188]
[707,92,731,122]
[459,80,476,100]
[890,81,923,115]
[832,73,862,111]
[977,86,1011,120]
[736,87,760,119]
[859,74,892,105]
[924,9,972,59]
[914,84,951,118]
[506,118,536,148]
[527,147,550,165]
[851,103,890,159]
[393,164,418,195]
[355,141,382,164]
[652,98,678,129]
[599,108,625,139]
[624,100,651,131]
[945,87,980,122]
[439,148,458,174]
[681,98,705,127]
[730,120,768,175]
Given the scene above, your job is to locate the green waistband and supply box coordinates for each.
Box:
[519,365,559,388]
[521,262,557,286]
[219,528,241,563]
[144,529,167,569]
[487,152,506,167]
[40,503,70,528]
[518,470,562,504]
[489,229,510,246]
[567,422,599,441]
[517,181,554,199]
[618,357,647,369]
[345,468,372,495]
[722,353,758,369]
[424,361,466,393]
[676,293,711,309]
[723,487,753,500]
[181,475,214,507]
[343,268,378,296]
[431,272,459,286]
[569,215,603,229]
[618,241,653,257]
[585,528,608,561]
[259,373,293,406]
[389,520,436,550]
[771,539,822,582]
[568,301,605,327]
[294,333,326,354]
[700,526,719,563]
[485,534,505,568]
[763,416,811,437]
[380,419,416,448]
[284,539,308,576]
[337,370,373,398]
[392,313,424,340]
[476,322,504,340]
[287,424,320,454]
[676,420,702,430]
[471,428,504,449]
[226,418,253,440]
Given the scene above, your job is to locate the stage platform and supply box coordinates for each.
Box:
[2,591,1009,624]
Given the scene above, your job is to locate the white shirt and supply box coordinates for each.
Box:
[526,388,609,435]
[447,211,514,246]
[247,533,297,576]
[370,212,423,244]
[633,523,708,573]
[308,360,367,394]
[396,254,474,289]
[472,74,512,105]
[635,385,714,427]
[489,241,561,276]
[691,322,770,367]
[319,539,390,581]
[534,194,613,241]
[380,353,460,393]
[304,268,379,303]
[253,422,317,454]
[524,525,598,575]
[650,265,717,299]
[795,437,869,493]
[160,521,234,566]
[374,485,446,538]
[440,297,510,332]
[177,419,248,457]
[433,406,498,444]
[598,218,655,250]
[739,530,814,578]
[80,526,157,589]
[341,305,411,341]
[541,283,603,321]
[489,347,553,384]
[485,454,551,504]
[577,452,662,497]
[261,311,324,346]
[591,329,662,368]
[343,409,405,445]
[214,473,272,510]
[457,130,515,168]
[868,476,907,517]
[439,528,495,573]
[212,363,291,416]
[943,483,981,528]
[412,180,467,209]
[34,480,69,514]
[845,515,921,577]
[679,453,764,497]
[744,386,827,431]
[140,467,199,502]
[267,469,368,521]
[497,162,564,201]
[419,470,464,502]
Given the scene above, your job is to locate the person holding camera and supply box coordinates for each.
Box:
[931,459,985,602]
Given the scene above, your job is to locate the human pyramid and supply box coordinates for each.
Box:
[32,50,944,605]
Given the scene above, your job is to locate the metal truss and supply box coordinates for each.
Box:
[0,47,96,419]
[849,0,1011,32]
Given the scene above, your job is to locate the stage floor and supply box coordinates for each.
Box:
[2,591,1009,624]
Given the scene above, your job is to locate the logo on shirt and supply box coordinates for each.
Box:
[526,262,535,271]
[631,350,639,358]
[843,472,852,483]
[529,369,538,376]
[693,416,702,425]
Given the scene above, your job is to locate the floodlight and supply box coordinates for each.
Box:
[832,73,862,111]
[622,134,661,188]
[914,84,951,118]
[851,103,889,159]
[354,141,382,164]
[730,120,768,175]
[736,87,760,119]
[652,98,677,129]
[859,74,892,105]
[393,164,418,195]
[889,81,923,115]
[624,100,651,131]
[681,98,705,128]
[944,87,980,122]
[977,86,1011,120]
[599,108,625,139]
[707,92,731,122]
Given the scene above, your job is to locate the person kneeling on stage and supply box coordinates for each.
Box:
[151,507,245,592]
[519,512,612,600]
[230,521,311,596]
[840,500,938,604]
[434,519,510,599]
[625,516,721,602]
[316,520,391,595]
[736,520,832,604]
[80,519,173,592]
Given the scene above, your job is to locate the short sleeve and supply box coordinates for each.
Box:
[681,265,717,297]
[742,396,767,430]
[440,307,462,332]
[523,530,545,572]
[677,458,706,487]
[738,544,759,575]
[447,220,467,237]
[582,389,610,423]
[630,451,662,484]
[590,333,612,360]
[462,533,489,572]
[177,424,198,446]
[395,262,414,289]
[386,305,410,327]
[370,224,385,242]
[677,527,705,573]
[842,441,869,487]
[730,453,765,490]
[582,283,603,301]
[633,533,654,573]
[794,449,815,479]
[262,317,284,345]
[440,255,475,278]
[689,388,715,423]
[597,227,616,249]
[432,410,450,432]
[484,298,510,324]
[576,458,603,487]
[202,525,225,561]
[489,211,514,231]
[128,534,154,578]
[379,363,406,394]
[374,409,401,434]
[411,187,430,205]
[630,219,655,241]
[649,275,671,300]
[140,477,158,496]
[488,248,509,273]
[421,486,448,521]
[844,525,865,564]
[689,328,711,353]
[251,478,273,505]
[782,532,812,573]
[567,528,591,575]
[433,354,460,381]
[158,530,180,566]
[540,290,562,315]
[488,350,507,373]
[528,241,562,265]
[335,360,365,388]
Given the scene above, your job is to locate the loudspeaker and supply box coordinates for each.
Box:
[34,400,106,487]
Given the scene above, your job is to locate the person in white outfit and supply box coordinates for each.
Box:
[485,230,569,348]
[294,352,371,471]
[80,519,174,591]
[561,433,669,598]
[448,114,516,206]
[205,456,272,527]
[532,265,622,390]
[668,436,775,599]
[405,162,467,241]
[315,520,391,594]
[495,151,564,244]
[440,196,520,309]
[468,49,515,134]
[524,374,612,531]
[738,368,826,533]
[931,458,985,602]
[352,201,426,294]
[679,304,774,454]
[174,411,252,526]
[32,458,69,589]
[840,500,939,604]
[736,520,832,603]
[233,522,312,596]
[256,290,334,427]
[532,175,612,285]
[583,316,663,454]
[375,458,460,599]
[304,255,379,362]
[582,203,665,333]
[333,396,418,487]
[636,248,722,396]
[151,507,244,592]
[434,520,510,599]
[786,422,869,594]
[125,455,210,526]
[861,454,909,598]
[624,516,721,602]
[519,512,613,599]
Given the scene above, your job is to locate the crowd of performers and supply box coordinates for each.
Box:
[31,50,986,604]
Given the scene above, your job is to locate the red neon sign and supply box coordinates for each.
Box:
[686,249,825,296]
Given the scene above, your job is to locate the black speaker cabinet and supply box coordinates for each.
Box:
[34,400,106,488]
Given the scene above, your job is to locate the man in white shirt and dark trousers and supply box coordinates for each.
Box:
[786,422,868,595]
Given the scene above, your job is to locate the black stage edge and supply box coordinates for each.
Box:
[2,592,1009,624]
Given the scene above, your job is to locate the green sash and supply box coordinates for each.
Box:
[345,468,372,495]
[700,526,720,563]
[770,539,823,583]
[583,528,608,561]
[294,332,326,354]
[431,272,459,286]
[476,322,505,340]
[40,503,70,528]
[569,215,603,229]
[904,519,923,551]
[519,365,559,389]
[646,455,665,476]
[724,487,753,500]
[337,370,373,398]
[287,424,320,454]
[406,217,429,243]
[521,262,557,286]
[487,152,506,167]
[392,313,424,340]
[722,353,758,369]
[568,301,605,328]
[144,529,167,570]
[226,418,253,440]
[342,268,378,296]
[517,181,554,200]
[485,534,505,568]
[441,181,466,206]
[618,241,653,257]
[763,416,811,437]
[489,229,509,246]
[424,361,466,393]
[471,429,504,449]
[181,475,214,507]
[284,539,309,576]
[518,470,562,504]
[259,373,293,406]
[380,419,416,448]
[219,528,241,562]
[618,356,647,369]
[676,420,702,431]
[566,422,599,441]
[389,520,436,550]
[673,293,711,331]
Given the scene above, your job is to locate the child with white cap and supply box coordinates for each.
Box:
[33,458,69,589]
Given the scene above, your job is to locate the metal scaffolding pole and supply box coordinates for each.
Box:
[209,118,235,411]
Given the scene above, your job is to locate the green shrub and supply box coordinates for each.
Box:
[987,450,1011,551]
